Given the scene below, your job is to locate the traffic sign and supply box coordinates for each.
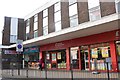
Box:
[16,40,23,52]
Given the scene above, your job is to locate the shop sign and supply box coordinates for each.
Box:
[4,50,17,54]
[55,42,64,48]
[16,40,23,52]
[23,46,39,54]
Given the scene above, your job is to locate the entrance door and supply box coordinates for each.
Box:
[80,49,89,70]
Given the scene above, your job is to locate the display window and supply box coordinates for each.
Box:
[24,53,39,69]
[70,47,79,69]
[116,42,120,70]
[45,49,66,69]
[90,43,112,71]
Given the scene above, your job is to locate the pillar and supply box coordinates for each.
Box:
[88,45,91,71]
[66,48,70,70]
[110,41,118,72]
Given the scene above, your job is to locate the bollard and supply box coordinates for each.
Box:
[106,62,110,80]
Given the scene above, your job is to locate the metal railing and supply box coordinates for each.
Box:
[2,62,120,80]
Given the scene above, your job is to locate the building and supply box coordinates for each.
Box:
[2,17,25,69]
[2,0,120,72]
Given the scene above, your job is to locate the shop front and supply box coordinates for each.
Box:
[23,46,39,69]
[44,49,66,69]
[40,30,119,72]
[2,50,22,69]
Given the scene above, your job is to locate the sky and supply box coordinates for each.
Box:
[0,0,50,44]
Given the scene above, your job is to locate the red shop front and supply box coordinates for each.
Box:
[40,30,120,72]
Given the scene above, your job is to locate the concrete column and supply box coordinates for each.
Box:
[110,41,118,72]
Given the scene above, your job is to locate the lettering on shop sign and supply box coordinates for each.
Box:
[55,42,64,48]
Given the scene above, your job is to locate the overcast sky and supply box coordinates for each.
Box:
[0,0,50,44]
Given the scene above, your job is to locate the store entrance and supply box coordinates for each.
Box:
[80,46,89,70]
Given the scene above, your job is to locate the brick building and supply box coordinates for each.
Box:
[2,0,120,72]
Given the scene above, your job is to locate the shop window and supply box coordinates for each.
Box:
[70,47,79,69]
[46,50,66,69]
[90,43,112,71]
[117,43,120,70]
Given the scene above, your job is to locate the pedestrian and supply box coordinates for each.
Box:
[39,58,43,70]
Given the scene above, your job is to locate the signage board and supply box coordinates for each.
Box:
[16,40,23,52]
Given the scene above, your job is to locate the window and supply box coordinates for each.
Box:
[26,19,30,40]
[88,0,101,21]
[34,14,38,22]
[69,2,78,27]
[43,26,48,35]
[43,9,48,35]
[10,35,17,43]
[115,0,120,13]
[70,15,78,27]
[54,2,61,12]
[55,21,61,31]
[69,0,77,5]
[89,6,101,21]
[54,2,61,31]
[69,3,77,17]
[43,9,48,18]
[26,33,29,40]
[43,17,48,27]
[54,11,61,22]
[34,14,38,31]
[88,0,100,9]
[26,26,29,34]
[34,22,38,31]
[34,30,38,38]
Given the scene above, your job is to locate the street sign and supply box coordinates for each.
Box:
[16,40,23,52]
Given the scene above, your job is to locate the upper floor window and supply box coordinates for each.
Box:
[54,2,61,31]
[69,3,77,17]
[88,0,101,21]
[10,35,17,43]
[69,1,78,27]
[115,0,120,13]
[26,19,30,40]
[43,9,48,35]
[69,0,77,6]
[34,30,38,38]
[89,6,101,21]
[43,9,48,18]
[54,2,61,12]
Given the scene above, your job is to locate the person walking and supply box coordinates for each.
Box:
[39,58,43,70]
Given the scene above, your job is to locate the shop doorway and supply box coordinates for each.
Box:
[80,46,89,70]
